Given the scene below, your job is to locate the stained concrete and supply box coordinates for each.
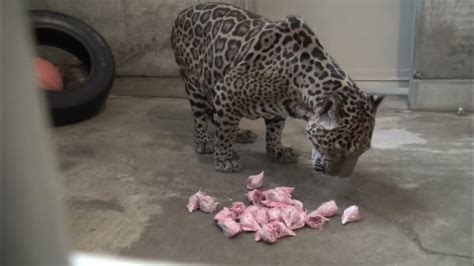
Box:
[52,96,473,265]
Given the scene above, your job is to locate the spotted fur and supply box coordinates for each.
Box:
[171,3,383,175]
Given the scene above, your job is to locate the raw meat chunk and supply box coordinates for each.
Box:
[230,201,246,217]
[187,191,218,213]
[314,200,338,217]
[267,208,282,222]
[293,212,307,229]
[217,218,241,238]
[243,205,261,217]
[239,212,261,232]
[247,189,266,205]
[260,200,292,209]
[341,205,361,225]
[305,210,330,229]
[280,206,307,230]
[279,207,295,225]
[263,188,293,204]
[292,199,304,210]
[214,207,236,222]
[274,187,294,198]
[254,207,269,225]
[255,221,296,243]
[195,191,219,213]
[246,171,264,190]
[186,194,199,213]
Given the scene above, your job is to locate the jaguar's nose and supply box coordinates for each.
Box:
[314,163,325,174]
[313,158,325,174]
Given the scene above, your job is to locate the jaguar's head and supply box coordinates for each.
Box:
[306,94,384,177]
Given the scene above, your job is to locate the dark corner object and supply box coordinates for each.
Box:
[31,10,116,126]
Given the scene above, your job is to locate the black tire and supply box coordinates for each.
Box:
[31,10,115,126]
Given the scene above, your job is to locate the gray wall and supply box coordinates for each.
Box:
[30,0,251,77]
[413,0,473,79]
[30,0,473,111]
[410,0,473,111]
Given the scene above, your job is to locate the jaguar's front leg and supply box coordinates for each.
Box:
[265,117,299,163]
[213,110,241,172]
[184,78,214,154]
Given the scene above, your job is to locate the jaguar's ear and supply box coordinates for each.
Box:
[369,95,385,112]
[317,96,340,130]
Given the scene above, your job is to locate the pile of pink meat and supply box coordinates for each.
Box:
[186,171,361,244]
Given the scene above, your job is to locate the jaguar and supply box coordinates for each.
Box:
[171,3,384,176]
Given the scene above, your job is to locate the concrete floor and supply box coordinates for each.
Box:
[53,96,473,265]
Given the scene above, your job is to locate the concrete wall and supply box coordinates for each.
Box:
[30,0,251,77]
[254,0,415,82]
[31,0,414,98]
[32,0,415,82]
[409,0,473,111]
[413,0,473,79]
[31,0,473,111]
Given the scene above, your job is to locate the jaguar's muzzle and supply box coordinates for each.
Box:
[312,149,359,177]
